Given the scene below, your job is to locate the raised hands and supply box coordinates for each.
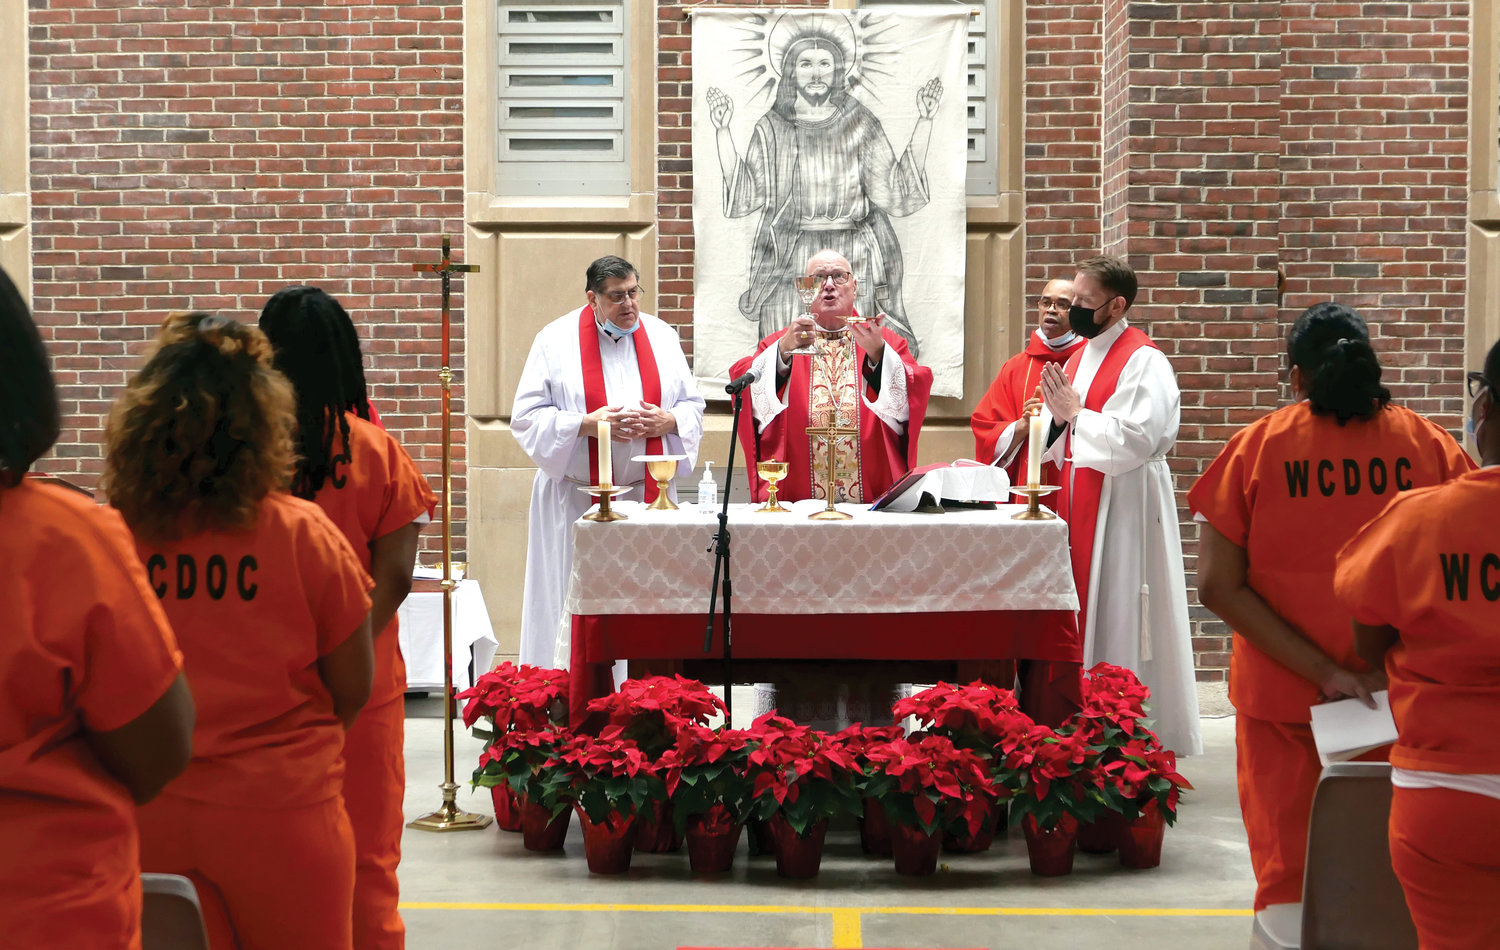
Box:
[916,78,943,119]
[705,87,734,129]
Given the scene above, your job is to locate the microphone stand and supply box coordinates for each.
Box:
[705,384,746,727]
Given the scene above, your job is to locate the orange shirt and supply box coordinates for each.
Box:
[133,493,372,807]
[311,413,437,706]
[1189,402,1473,722]
[1335,467,1500,774]
[1,482,183,943]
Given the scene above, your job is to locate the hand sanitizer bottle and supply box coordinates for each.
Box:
[697,461,718,511]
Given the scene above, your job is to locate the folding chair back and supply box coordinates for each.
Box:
[141,873,210,950]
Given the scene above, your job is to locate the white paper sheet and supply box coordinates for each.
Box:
[1310,690,1398,766]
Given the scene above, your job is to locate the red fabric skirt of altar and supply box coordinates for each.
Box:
[568,609,1082,727]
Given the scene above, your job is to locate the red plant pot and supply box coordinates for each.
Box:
[490,784,523,833]
[1076,810,1124,854]
[890,823,942,876]
[747,817,776,857]
[633,798,683,853]
[518,795,570,852]
[1022,813,1078,877]
[769,814,829,879]
[943,800,1001,854]
[577,808,638,874]
[859,797,893,857]
[1118,800,1166,869]
[686,813,743,874]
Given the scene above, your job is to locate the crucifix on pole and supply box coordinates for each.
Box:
[406,233,491,833]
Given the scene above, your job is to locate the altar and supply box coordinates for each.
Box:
[563,499,1082,725]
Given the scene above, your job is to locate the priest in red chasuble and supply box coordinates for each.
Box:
[970,276,1086,498]
[729,249,933,504]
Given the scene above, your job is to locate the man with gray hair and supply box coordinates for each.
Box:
[512,255,706,669]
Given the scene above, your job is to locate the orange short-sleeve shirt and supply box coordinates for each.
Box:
[132,492,372,807]
[312,413,437,705]
[1,481,183,946]
[1188,402,1473,722]
[1334,467,1500,774]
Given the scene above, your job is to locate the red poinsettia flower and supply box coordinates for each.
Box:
[455,662,569,732]
[892,681,1034,756]
[863,733,1001,836]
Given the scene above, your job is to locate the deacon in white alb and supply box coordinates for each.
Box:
[1037,255,1203,755]
[512,256,706,669]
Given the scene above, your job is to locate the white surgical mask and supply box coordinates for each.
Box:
[1040,329,1078,350]
[602,318,640,340]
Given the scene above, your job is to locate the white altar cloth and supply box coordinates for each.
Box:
[563,500,1078,617]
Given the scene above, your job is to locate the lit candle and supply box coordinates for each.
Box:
[597,419,613,490]
[1026,411,1044,488]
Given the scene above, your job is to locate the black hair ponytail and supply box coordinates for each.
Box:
[1287,302,1391,424]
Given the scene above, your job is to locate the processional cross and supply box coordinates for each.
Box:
[406,234,490,833]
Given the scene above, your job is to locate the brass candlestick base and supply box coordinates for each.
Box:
[579,484,632,522]
[805,422,859,521]
[1011,485,1060,521]
[408,788,493,833]
[635,454,687,510]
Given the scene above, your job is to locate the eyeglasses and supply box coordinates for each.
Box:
[1467,372,1493,399]
[807,270,851,285]
[1036,296,1073,312]
[598,286,643,304]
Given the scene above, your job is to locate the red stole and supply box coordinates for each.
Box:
[1057,326,1158,635]
[578,306,663,502]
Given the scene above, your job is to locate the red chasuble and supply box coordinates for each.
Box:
[578,306,663,502]
[728,326,933,503]
[1055,326,1157,636]
[970,333,1086,495]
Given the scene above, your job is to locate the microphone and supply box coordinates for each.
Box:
[724,366,762,395]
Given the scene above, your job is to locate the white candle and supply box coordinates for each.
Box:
[597,419,613,490]
[1027,411,1044,488]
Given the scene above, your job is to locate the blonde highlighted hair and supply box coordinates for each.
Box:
[103,312,297,542]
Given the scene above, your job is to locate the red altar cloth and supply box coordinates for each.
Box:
[568,609,1082,728]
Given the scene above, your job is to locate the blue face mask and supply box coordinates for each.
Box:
[602,318,640,340]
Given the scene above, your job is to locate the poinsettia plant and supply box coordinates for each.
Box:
[862,734,1002,837]
[829,723,905,799]
[892,681,1035,759]
[456,662,569,734]
[552,726,655,823]
[1094,733,1194,825]
[657,723,754,836]
[473,725,574,819]
[742,713,861,837]
[585,675,727,757]
[1069,662,1153,749]
[998,724,1099,832]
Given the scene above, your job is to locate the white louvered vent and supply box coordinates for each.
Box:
[496,3,630,196]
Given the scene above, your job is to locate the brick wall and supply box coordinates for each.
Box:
[27,0,467,559]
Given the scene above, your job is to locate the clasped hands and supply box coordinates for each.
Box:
[583,401,676,441]
[777,313,888,365]
[1038,362,1082,424]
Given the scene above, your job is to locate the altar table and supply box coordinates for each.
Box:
[564,499,1082,725]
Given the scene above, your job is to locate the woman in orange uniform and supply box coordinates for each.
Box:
[1189,302,1472,911]
[1335,338,1500,950]
[0,267,194,950]
[259,286,435,950]
[104,312,374,950]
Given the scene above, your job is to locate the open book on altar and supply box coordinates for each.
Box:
[868,460,1013,513]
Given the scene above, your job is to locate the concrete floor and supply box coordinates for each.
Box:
[397,697,1253,950]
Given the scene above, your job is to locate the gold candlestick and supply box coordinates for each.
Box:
[1011,484,1060,521]
[580,484,631,521]
[804,423,859,521]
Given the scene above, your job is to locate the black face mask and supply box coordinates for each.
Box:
[1067,296,1117,339]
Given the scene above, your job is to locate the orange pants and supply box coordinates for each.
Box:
[1236,713,1390,910]
[137,793,355,950]
[2,872,141,950]
[1390,786,1500,950]
[342,695,406,950]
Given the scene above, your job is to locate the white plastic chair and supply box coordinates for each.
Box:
[1249,761,1417,950]
[141,873,210,950]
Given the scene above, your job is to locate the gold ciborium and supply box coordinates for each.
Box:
[787,276,820,356]
[633,453,688,510]
[755,459,789,513]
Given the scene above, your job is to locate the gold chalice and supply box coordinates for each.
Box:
[633,453,688,510]
[755,459,790,513]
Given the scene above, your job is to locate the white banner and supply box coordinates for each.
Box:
[691,7,969,398]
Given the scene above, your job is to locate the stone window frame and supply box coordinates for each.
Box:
[0,0,30,299]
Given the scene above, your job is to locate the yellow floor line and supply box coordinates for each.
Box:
[829,908,863,948]
[399,901,1251,918]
